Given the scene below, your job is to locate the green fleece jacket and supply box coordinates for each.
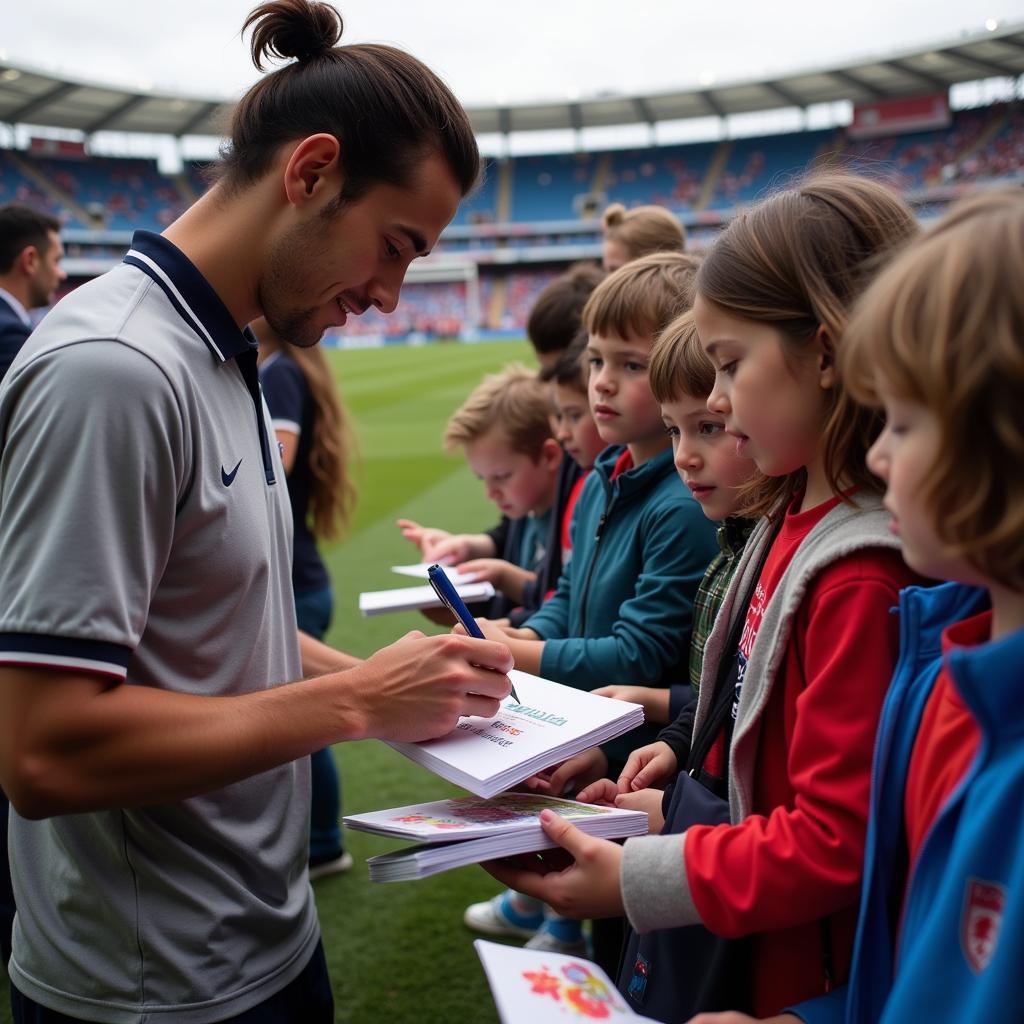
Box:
[524,445,718,765]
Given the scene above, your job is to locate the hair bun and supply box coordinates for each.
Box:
[602,202,626,229]
[244,0,343,71]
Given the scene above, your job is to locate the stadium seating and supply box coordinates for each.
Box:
[3,99,1020,336]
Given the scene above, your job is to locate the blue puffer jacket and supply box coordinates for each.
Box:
[523,444,717,766]
[792,582,1024,1024]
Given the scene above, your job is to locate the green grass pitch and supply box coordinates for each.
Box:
[0,339,533,1024]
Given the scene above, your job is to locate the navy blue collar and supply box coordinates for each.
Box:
[123,230,255,362]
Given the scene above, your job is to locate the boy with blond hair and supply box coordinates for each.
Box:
[465,253,718,960]
[443,364,563,616]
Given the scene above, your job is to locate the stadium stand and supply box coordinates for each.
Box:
[2,98,1020,337]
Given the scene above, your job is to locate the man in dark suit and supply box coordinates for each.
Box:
[0,203,65,964]
[0,204,66,385]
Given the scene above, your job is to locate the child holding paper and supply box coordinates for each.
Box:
[399,264,604,622]
[442,365,563,620]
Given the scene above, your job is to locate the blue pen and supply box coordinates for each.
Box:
[427,563,520,703]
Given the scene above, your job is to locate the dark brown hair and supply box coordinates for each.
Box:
[844,189,1024,591]
[0,204,61,274]
[696,172,918,517]
[219,1,480,206]
[544,328,589,392]
[584,251,702,342]
[527,262,606,357]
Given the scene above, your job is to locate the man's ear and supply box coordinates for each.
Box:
[814,324,837,390]
[17,245,39,278]
[282,134,342,208]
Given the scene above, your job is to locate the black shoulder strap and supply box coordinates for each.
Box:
[685,517,782,777]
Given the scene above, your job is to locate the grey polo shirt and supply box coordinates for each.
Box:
[0,231,318,1023]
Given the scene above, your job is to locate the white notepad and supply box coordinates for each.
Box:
[358,581,495,616]
[390,562,480,586]
[475,940,657,1023]
[386,669,644,798]
[346,793,648,882]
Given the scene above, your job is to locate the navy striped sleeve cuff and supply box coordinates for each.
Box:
[0,634,132,680]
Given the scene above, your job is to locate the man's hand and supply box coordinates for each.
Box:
[353,631,513,742]
[618,740,678,793]
[483,810,625,919]
[592,684,670,725]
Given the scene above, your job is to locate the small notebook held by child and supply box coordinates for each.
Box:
[390,562,480,585]
[346,793,648,882]
[386,669,645,798]
[474,940,657,1023]
[358,580,495,616]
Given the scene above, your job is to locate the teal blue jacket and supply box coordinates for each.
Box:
[524,445,718,763]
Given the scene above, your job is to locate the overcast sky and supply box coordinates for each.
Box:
[3,1,1021,108]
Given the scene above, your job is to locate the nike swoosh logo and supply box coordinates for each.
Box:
[221,458,243,486]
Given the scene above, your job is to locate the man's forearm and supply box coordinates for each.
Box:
[0,666,373,819]
[299,630,363,675]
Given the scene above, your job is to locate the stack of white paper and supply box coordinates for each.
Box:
[475,940,657,1023]
[345,793,648,882]
[390,562,480,585]
[358,580,495,617]
[386,669,645,798]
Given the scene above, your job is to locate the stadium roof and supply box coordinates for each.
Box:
[1,22,1022,139]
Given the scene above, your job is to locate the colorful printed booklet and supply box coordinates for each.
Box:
[475,940,657,1022]
[358,580,495,616]
[386,669,645,798]
[345,793,648,882]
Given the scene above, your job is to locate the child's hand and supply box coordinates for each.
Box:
[614,788,665,834]
[523,747,609,797]
[592,684,670,725]
[396,518,451,558]
[482,810,625,919]
[574,778,619,806]
[618,740,678,793]
[458,559,536,602]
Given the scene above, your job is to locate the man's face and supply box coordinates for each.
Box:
[259,152,462,348]
[27,230,66,309]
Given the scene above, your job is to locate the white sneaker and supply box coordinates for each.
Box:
[524,926,588,956]
[464,892,544,938]
[308,851,354,881]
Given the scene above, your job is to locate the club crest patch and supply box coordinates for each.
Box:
[961,878,1005,973]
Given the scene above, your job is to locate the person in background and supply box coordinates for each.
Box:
[254,316,357,880]
[0,203,66,969]
[602,202,686,274]
[0,204,66,383]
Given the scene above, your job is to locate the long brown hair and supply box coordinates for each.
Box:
[844,189,1024,591]
[219,1,480,206]
[258,323,358,540]
[696,172,918,517]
